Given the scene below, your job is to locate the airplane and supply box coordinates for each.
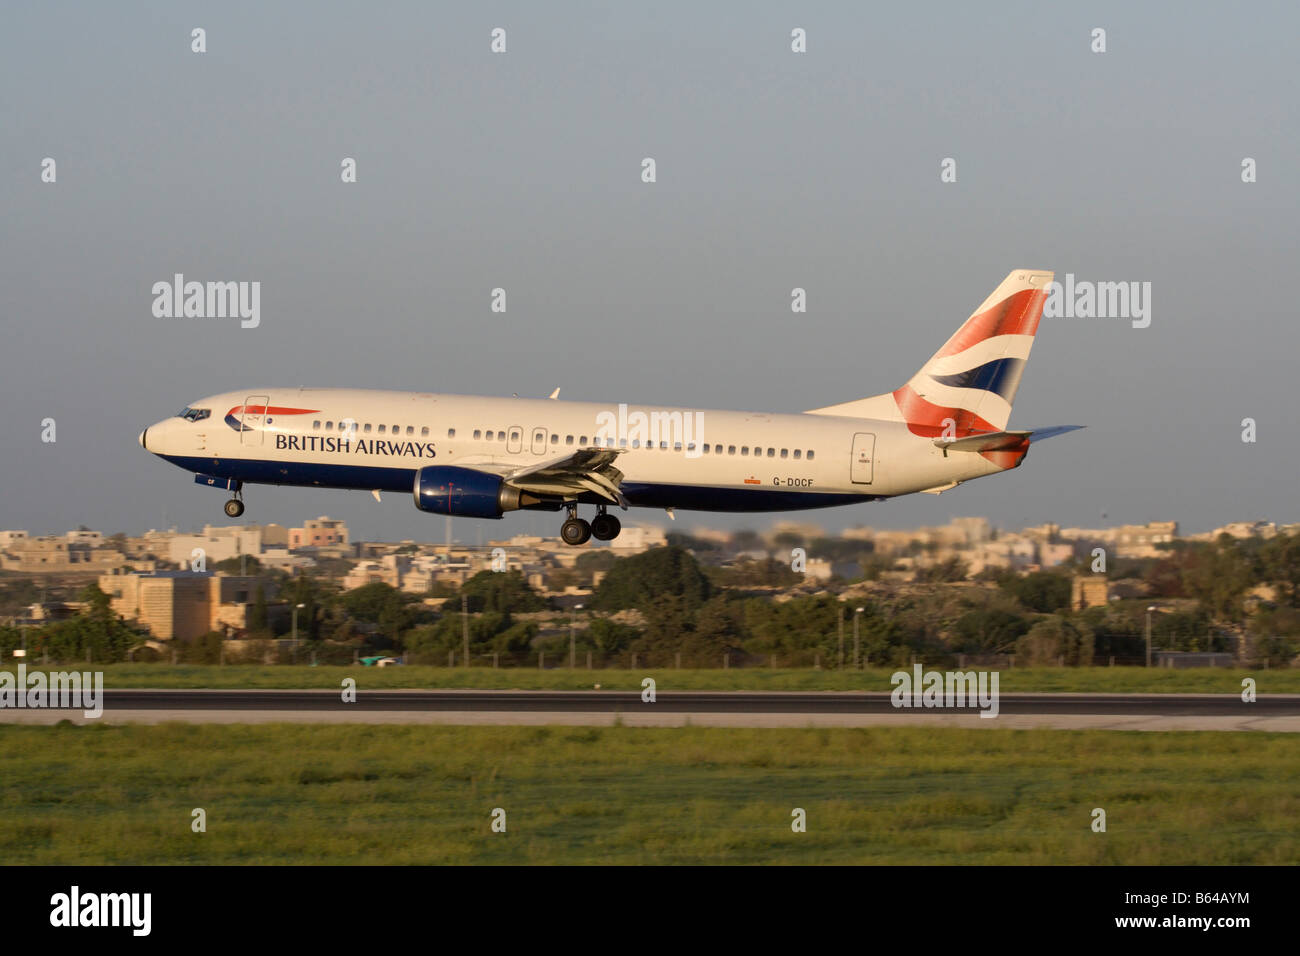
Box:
[138,269,1081,545]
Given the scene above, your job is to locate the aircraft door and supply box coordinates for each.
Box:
[531,427,548,455]
[240,395,270,445]
[851,432,875,484]
[507,426,523,454]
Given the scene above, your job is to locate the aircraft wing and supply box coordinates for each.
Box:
[453,448,630,507]
[506,448,630,507]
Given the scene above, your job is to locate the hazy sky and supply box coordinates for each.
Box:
[3,2,1297,544]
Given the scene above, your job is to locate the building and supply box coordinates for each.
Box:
[1057,521,1178,559]
[289,517,349,550]
[609,525,667,553]
[167,525,265,567]
[1,535,126,573]
[98,569,278,641]
[1071,575,1110,610]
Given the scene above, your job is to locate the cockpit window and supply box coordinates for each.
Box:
[177,407,211,422]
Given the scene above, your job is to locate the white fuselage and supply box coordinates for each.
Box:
[140,387,1009,514]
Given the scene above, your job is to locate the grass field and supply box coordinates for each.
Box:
[3,663,1296,693]
[3,723,1297,864]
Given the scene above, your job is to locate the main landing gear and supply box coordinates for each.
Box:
[224,488,245,518]
[560,504,621,546]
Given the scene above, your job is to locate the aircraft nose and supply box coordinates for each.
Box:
[139,428,148,450]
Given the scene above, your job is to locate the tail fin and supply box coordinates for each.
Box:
[806,269,1053,435]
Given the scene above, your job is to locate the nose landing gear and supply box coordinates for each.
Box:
[223,487,245,518]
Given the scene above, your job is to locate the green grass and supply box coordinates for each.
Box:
[2,724,1297,863]
[3,663,1296,693]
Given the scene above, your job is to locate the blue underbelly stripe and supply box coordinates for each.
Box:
[159,455,882,512]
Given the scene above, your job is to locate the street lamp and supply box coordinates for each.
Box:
[854,607,865,670]
[570,604,584,669]
[291,603,306,663]
[837,600,845,668]
[462,591,470,668]
[1145,605,1158,668]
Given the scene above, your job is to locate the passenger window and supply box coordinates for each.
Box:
[767,448,775,458]
[741,447,749,456]
[715,445,723,455]
[700,444,708,454]
[780,449,788,458]
[313,421,321,430]
[325,421,334,430]
[446,428,453,438]
[632,440,640,448]
[499,432,506,442]
[619,438,628,447]
[566,435,574,445]
[551,434,559,444]
[511,430,520,441]
[392,425,399,434]
[474,430,482,440]
[807,450,815,460]
[364,424,372,434]
[660,441,668,449]
[406,426,414,436]
[378,425,387,434]
[793,449,801,459]
[674,442,682,451]
[728,445,736,455]
[422,426,429,437]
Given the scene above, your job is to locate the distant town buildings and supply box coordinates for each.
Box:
[1,512,1296,641]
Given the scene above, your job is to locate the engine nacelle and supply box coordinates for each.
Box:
[412,466,523,519]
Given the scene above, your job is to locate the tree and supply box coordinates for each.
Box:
[1259,533,1300,607]
[1180,541,1254,621]
[914,557,968,584]
[249,585,269,632]
[998,571,1072,613]
[1015,616,1095,666]
[950,607,1031,654]
[214,555,263,574]
[590,546,710,612]
[459,570,547,613]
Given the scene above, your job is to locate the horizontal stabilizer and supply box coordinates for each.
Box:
[934,425,1083,453]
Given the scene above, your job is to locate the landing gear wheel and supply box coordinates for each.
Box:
[590,513,621,541]
[224,498,245,518]
[561,517,592,546]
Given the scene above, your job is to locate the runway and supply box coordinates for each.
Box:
[4,689,1299,731]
